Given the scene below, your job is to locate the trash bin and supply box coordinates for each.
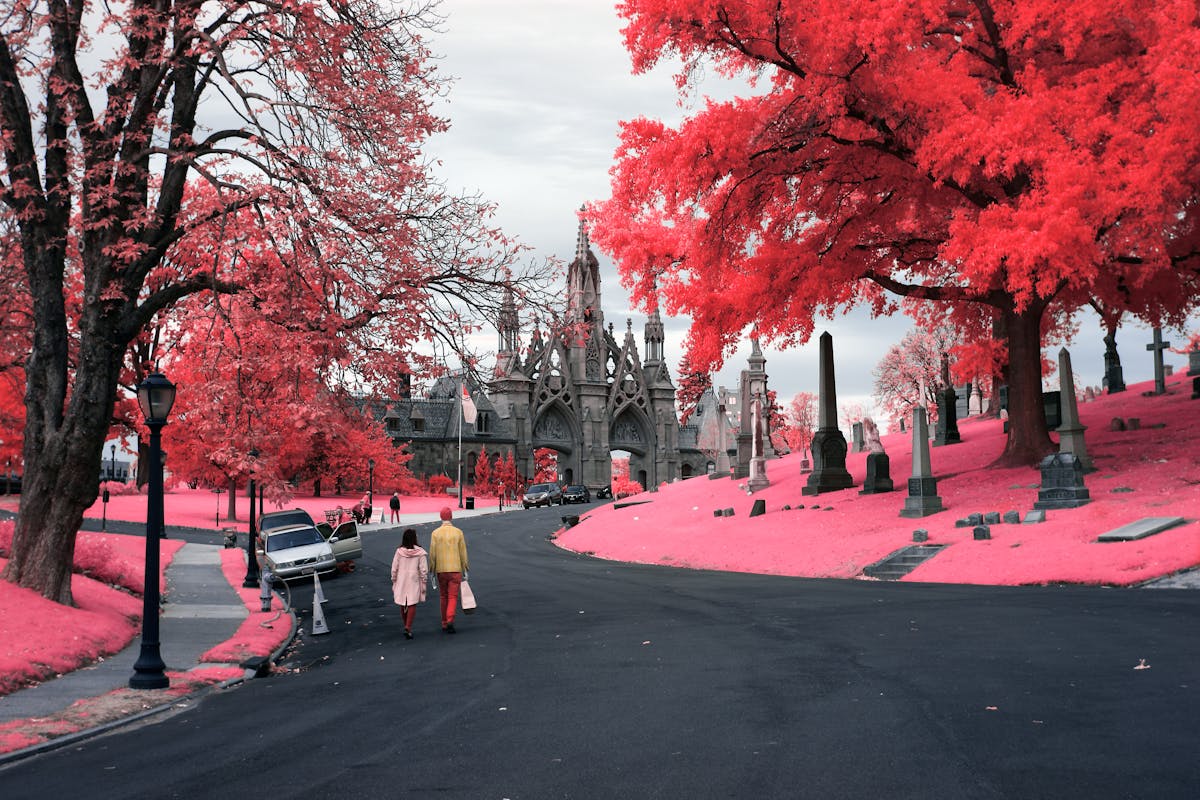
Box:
[465,496,475,510]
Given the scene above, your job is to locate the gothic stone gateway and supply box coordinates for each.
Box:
[379,218,742,489]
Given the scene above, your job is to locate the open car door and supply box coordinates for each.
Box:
[327,520,363,563]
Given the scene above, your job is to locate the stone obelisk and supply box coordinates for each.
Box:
[1054,348,1093,472]
[802,332,854,495]
[899,406,944,518]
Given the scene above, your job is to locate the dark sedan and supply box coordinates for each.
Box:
[562,484,591,504]
[522,482,563,508]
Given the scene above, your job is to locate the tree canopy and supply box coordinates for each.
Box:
[590,0,1200,466]
[0,0,552,603]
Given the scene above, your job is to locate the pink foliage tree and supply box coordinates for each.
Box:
[0,0,554,603]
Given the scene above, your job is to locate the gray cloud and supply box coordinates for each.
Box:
[426,0,1198,414]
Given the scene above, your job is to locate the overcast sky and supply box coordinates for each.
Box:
[424,0,1196,417]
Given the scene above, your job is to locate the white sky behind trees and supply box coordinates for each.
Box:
[424,0,1196,422]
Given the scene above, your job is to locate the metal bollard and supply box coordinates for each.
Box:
[259,567,273,612]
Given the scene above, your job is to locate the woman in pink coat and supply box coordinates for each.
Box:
[390,528,427,639]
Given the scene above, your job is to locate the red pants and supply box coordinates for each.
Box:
[400,604,417,631]
[437,572,462,627]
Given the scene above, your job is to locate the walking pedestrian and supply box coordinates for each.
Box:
[428,506,469,634]
[390,528,427,639]
[389,491,401,523]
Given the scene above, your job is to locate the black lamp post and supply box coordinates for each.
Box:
[242,449,260,588]
[367,458,375,519]
[129,372,175,690]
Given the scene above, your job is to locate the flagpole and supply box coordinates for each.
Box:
[458,378,464,509]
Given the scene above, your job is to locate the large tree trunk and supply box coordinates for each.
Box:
[0,229,125,605]
[996,302,1054,467]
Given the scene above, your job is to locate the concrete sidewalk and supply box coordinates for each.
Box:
[0,542,265,726]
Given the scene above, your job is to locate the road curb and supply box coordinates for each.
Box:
[0,590,299,768]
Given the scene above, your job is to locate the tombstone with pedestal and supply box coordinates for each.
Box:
[1054,348,1093,472]
[1188,348,1200,377]
[859,453,895,495]
[802,332,854,495]
[1033,453,1091,510]
[968,384,983,416]
[899,407,944,518]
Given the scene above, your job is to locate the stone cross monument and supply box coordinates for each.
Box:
[1145,328,1170,395]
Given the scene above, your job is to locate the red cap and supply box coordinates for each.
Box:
[440,507,453,521]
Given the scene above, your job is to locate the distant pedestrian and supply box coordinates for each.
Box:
[389,491,401,523]
[428,506,469,634]
[390,528,427,640]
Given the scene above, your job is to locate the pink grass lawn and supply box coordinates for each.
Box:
[0,534,184,696]
[558,371,1200,586]
[62,487,499,534]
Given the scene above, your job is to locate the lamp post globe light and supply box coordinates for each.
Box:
[242,449,260,588]
[129,372,176,690]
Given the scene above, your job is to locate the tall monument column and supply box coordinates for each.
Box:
[802,332,854,495]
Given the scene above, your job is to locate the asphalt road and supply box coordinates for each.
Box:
[4,503,1198,799]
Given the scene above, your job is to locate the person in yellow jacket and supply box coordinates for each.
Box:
[428,507,469,633]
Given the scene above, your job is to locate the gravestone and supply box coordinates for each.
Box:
[899,406,945,518]
[983,511,1001,525]
[1192,376,1199,400]
[955,384,971,419]
[933,387,962,446]
[859,452,895,495]
[747,395,770,492]
[1188,348,1200,377]
[997,387,1061,430]
[851,421,865,454]
[1023,510,1046,524]
[1096,516,1185,542]
[1083,386,1096,402]
[1102,331,1126,393]
[899,417,906,433]
[749,499,766,518]
[802,332,855,495]
[1033,453,1091,510]
[863,418,884,453]
[1145,328,1170,396]
[933,355,961,447]
[968,383,983,416]
[1042,391,1062,430]
[1054,348,1093,471]
[973,525,991,540]
[800,447,811,473]
[1003,510,1021,524]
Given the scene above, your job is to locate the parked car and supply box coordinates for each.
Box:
[259,524,336,581]
[259,508,362,564]
[595,485,612,499]
[316,519,363,563]
[522,482,563,508]
[562,484,591,504]
[259,508,316,536]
